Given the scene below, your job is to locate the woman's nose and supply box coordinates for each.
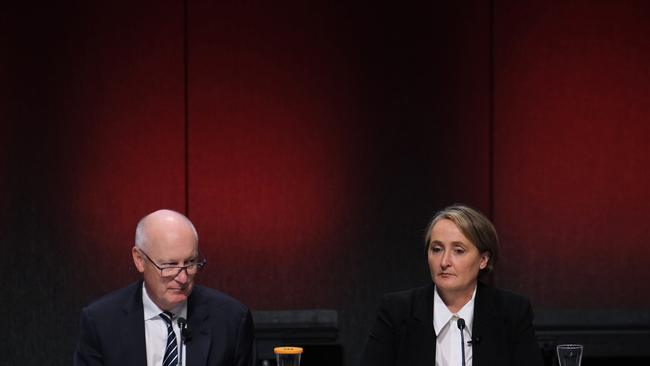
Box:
[440,251,451,268]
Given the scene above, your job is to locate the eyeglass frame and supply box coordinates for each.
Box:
[137,248,207,279]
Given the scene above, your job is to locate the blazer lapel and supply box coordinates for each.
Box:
[471,282,501,366]
[186,288,211,366]
[407,284,436,366]
[120,282,147,366]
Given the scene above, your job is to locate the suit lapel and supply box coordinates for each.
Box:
[472,282,501,366]
[120,282,147,366]
[408,284,436,366]
[187,287,211,366]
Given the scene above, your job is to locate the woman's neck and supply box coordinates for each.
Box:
[438,284,477,313]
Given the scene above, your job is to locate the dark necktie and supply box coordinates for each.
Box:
[160,311,178,366]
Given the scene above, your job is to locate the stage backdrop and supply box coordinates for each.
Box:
[493,0,650,307]
[4,1,649,365]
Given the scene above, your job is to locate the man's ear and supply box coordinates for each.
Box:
[132,247,145,273]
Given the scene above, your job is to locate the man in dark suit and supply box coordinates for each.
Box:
[74,209,255,366]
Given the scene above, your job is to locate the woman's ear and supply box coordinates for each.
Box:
[479,252,490,270]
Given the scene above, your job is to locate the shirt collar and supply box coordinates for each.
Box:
[433,285,477,335]
[142,282,188,321]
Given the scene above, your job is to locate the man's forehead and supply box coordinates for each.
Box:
[148,241,199,259]
[145,224,198,253]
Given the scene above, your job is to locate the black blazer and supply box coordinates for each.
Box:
[360,282,543,366]
[74,281,255,366]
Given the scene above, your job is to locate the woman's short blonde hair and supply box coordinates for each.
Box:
[424,204,499,274]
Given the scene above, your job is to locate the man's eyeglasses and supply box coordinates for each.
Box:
[138,249,206,279]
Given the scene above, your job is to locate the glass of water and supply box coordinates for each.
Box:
[556,344,583,366]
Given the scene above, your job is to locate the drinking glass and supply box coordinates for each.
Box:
[274,346,303,366]
[556,344,583,366]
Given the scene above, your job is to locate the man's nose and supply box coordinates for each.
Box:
[174,268,189,283]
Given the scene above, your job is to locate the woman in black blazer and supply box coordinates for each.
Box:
[361,204,544,366]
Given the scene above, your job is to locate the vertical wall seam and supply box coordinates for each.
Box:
[488,0,497,287]
[183,0,190,217]
[488,0,495,221]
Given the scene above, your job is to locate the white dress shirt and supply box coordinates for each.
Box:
[142,284,187,366]
[433,285,476,366]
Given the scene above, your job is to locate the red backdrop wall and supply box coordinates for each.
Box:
[493,0,650,308]
[185,0,492,312]
[5,1,650,365]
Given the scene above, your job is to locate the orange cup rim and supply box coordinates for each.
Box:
[274,346,304,354]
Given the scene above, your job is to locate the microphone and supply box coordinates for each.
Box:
[177,317,190,366]
[457,318,466,366]
[178,317,191,342]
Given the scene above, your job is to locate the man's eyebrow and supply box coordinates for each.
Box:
[164,258,198,265]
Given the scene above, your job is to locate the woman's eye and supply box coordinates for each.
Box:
[454,248,465,254]
[431,246,442,253]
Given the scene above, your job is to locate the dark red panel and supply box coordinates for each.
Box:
[5,2,187,362]
[7,1,187,291]
[494,0,650,307]
[68,2,187,290]
[187,0,371,308]
[187,1,493,312]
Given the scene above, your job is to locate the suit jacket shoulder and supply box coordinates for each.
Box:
[185,285,256,366]
[83,281,142,315]
[380,284,432,309]
[74,281,147,366]
[189,285,250,314]
[361,284,435,366]
[470,283,544,366]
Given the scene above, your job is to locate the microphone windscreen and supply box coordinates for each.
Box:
[177,317,187,328]
[457,318,466,330]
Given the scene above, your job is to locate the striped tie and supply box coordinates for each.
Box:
[160,311,178,366]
